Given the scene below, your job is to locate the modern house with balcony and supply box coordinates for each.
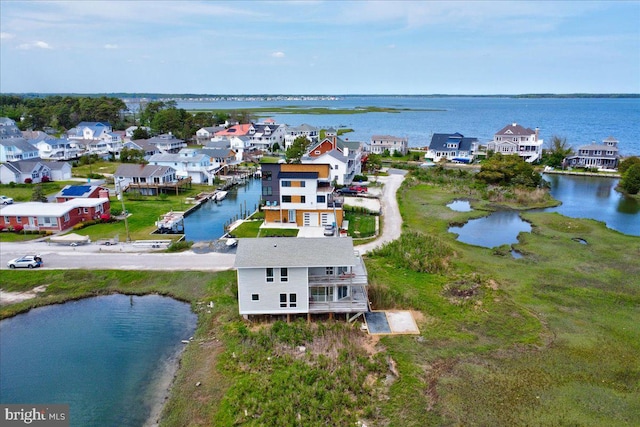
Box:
[261,163,343,227]
[234,237,369,319]
[148,148,214,184]
[368,135,408,156]
[146,133,186,153]
[564,136,621,170]
[487,123,543,163]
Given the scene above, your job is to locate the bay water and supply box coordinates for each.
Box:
[0,294,197,427]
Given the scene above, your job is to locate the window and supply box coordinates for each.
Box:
[282,195,292,203]
[280,293,287,308]
[289,293,297,308]
[300,196,306,203]
[262,186,273,196]
[281,268,288,282]
[63,213,69,222]
[299,181,305,187]
[266,268,274,282]
[282,180,291,187]
[252,294,259,301]
[263,171,272,181]
[326,267,334,275]
[16,216,22,223]
[317,195,326,203]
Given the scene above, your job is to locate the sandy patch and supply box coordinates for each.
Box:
[0,285,48,305]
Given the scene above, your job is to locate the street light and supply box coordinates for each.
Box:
[117,178,131,242]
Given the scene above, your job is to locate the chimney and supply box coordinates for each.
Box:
[99,188,110,199]
[535,127,539,141]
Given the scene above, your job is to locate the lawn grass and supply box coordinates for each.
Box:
[72,160,121,177]
[0,181,79,202]
[344,211,377,238]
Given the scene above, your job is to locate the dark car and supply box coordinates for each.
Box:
[337,188,358,195]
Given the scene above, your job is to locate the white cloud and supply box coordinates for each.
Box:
[104,44,118,49]
[271,51,285,58]
[17,40,52,50]
[0,32,15,40]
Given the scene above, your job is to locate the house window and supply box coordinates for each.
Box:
[289,293,297,308]
[16,217,22,223]
[83,208,88,214]
[262,186,272,196]
[326,267,334,275]
[282,180,291,187]
[281,268,288,282]
[300,196,306,203]
[262,171,272,181]
[299,181,305,187]
[282,195,292,203]
[280,293,287,308]
[266,268,274,282]
[63,213,69,222]
[317,195,325,203]
[252,294,259,301]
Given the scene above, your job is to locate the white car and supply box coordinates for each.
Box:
[7,255,43,269]
[0,195,14,205]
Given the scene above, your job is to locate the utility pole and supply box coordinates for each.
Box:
[118,179,131,242]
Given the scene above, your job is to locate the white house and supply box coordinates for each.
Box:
[247,122,286,151]
[31,137,82,161]
[0,159,70,183]
[146,133,186,153]
[284,124,319,149]
[368,135,408,156]
[195,126,225,143]
[234,237,369,318]
[301,129,363,185]
[0,138,41,162]
[487,123,543,163]
[148,148,214,184]
[425,133,481,163]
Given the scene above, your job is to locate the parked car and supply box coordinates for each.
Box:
[337,188,358,195]
[7,255,43,269]
[349,185,368,193]
[323,224,335,236]
[0,195,14,205]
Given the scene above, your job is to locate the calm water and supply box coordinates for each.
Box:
[0,295,197,427]
[543,175,640,236]
[448,211,532,248]
[447,200,472,212]
[184,177,262,241]
[176,96,640,156]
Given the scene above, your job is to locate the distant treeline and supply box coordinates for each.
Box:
[3,93,639,100]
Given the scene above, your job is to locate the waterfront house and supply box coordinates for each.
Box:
[301,129,363,185]
[67,121,112,141]
[564,136,621,170]
[261,162,343,227]
[114,164,188,196]
[30,137,82,161]
[284,123,319,150]
[0,138,41,162]
[368,135,408,156]
[247,122,286,151]
[148,148,214,184]
[234,237,369,319]
[145,133,186,154]
[0,197,110,232]
[123,140,161,160]
[425,133,481,163]
[487,123,543,163]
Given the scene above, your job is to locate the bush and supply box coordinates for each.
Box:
[13,224,24,233]
[100,213,111,221]
[166,240,193,252]
[41,176,51,183]
[24,178,32,184]
[352,174,368,182]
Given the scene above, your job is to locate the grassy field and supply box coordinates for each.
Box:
[1,168,638,426]
[72,160,121,177]
[0,181,80,202]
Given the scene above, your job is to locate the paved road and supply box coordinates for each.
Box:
[0,169,406,272]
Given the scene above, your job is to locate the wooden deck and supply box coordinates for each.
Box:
[124,177,192,195]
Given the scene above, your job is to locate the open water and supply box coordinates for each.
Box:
[176,96,640,156]
[0,295,197,427]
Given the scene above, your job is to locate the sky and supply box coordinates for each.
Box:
[1,0,639,95]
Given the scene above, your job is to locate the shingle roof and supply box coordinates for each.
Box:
[1,160,48,173]
[234,237,357,268]
[495,123,536,136]
[0,138,39,152]
[428,133,478,151]
[115,164,175,178]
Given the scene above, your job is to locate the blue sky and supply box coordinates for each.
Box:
[1,0,639,94]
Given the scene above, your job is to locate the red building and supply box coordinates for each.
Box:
[0,198,110,232]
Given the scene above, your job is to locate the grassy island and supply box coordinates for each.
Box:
[1,167,638,426]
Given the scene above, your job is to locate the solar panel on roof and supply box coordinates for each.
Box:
[61,185,91,196]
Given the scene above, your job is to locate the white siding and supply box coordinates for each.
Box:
[238,267,309,315]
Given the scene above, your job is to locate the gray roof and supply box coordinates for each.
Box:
[234,237,357,268]
[0,138,39,152]
[0,117,23,138]
[577,143,619,152]
[200,148,235,158]
[148,152,208,163]
[1,160,48,174]
[495,123,536,136]
[115,164,175,178]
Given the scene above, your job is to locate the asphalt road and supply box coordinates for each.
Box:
[0,169,406,272]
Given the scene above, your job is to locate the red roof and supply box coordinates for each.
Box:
[215,124,252,136]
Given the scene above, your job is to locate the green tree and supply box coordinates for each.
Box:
[120,147,146,164]
[618,156,640,175]
[477,153,542,187]
[285,136,310,163]
[544,136,573,168]
[131,127,150,140]
[620,164,640,194]
[31,184,47,202]
[382,148,391,157]
[365,153,382,173]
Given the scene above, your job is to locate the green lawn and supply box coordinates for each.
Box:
[0,181,79,202]
[229,220,298,238]
[71,160,121,177]
[344,211,377,238]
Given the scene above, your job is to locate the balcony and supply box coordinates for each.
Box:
[308,285,369,313]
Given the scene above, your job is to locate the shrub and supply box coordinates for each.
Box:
[100,213,111,221]
[352,174,368,182]
[41,176,51,183]
[24,178,32,184]
[13,224,24,233]
[166,240,193,252]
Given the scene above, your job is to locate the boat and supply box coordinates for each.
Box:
[155,211,185,233]
[213,190,228,201]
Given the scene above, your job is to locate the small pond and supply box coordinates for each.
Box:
[448,211,532,248]
[446,200,473,212]
[0,294,197,427]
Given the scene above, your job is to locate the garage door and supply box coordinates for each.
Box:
[303,212,318,226]
[320,213,335,226]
